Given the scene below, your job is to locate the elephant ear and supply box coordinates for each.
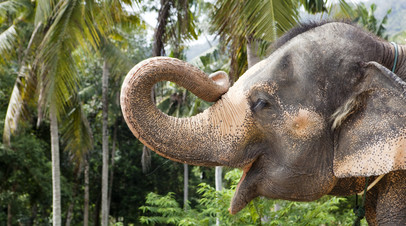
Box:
[333,61,406,178]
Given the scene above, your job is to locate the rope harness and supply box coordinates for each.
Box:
[353,178,369,226]
[352,42,398,225]
[391,42,399,73]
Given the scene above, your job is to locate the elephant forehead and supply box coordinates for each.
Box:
[281,108,325,140]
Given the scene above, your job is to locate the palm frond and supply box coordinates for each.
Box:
[36,37,93,164]
[0,0,20,18]
[210,0,300,79]
[61,98,93,166]
[336,0,354,18]
[33,0,95,163]
[34,0,58,25]
[3,23,43,145]
[213,0,298,43]
[3,76,25,146]
[3,64,37,145]
[35,0,96,111]
[0,24,18,59]
[101,38,132,80]
[242,0,298,41]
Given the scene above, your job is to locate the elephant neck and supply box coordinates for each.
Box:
[394,44,406,78]
[381,42,406,79]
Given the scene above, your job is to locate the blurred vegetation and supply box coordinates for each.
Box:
[353,3,391,39]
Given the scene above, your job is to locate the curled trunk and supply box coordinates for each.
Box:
[121,57,253,167]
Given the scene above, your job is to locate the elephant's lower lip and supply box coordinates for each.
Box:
[228,158,257,214]
[241,160,255,173]
[235,161,254,192]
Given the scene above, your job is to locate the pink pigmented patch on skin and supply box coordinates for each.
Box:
[284,108,325,140]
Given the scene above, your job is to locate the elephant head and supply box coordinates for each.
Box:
[121,22,406,215]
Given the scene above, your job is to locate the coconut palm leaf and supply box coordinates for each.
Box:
[336,0,353,18]
[241,0,298,41]
[0,0,26,19]
[99,37,133,82]
[61,97,93,167]
[212,0,301,45]
[35,0,96,117]
[0,24,18,59]
[34,0,58,25]
[0,0,37,62]
[3,22,43,145]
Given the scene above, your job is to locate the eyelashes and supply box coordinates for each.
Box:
[252,99,268,112]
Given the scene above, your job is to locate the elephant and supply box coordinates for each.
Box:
[120,21,406,225]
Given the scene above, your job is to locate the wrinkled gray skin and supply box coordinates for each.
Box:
[121,22,406,225]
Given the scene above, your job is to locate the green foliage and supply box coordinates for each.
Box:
[300,0,327,14]
[190,48,230,74]
[0,133,52,225]
[140,169,362,225]
[390,31,406,44]
[368,0,406,36]
[139,192,185,225]
[353,3,391,39]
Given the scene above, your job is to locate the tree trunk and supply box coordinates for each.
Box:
[28,203,38,226]
[65,200,74,226]
[246,36,260,68]
[153,0,171,57]
[215,166,222,226]
[66,170,81,226]
[101,60,110,226]
[183,163,189,210]
[84,157,89,226]
[94,193,101,226]
[50,103,61,226]
[107,120,118,215]
[7,202,12,226]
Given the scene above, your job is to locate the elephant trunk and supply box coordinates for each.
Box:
[120,57,252,166]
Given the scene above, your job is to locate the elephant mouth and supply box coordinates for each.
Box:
[229,157,327,214]
[229,157,259,214]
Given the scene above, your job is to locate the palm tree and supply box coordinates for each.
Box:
[4,0,144,223]
[28,1,96,223]
[100,58,111,226]
[1,0,116,224]
[97,5,142,224]
[101,58,110,226]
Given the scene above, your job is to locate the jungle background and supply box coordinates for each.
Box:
[1,0,405,225]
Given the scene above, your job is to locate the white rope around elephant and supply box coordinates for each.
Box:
[357,174,385,196]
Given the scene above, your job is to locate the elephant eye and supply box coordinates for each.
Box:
[252,99,268,112]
